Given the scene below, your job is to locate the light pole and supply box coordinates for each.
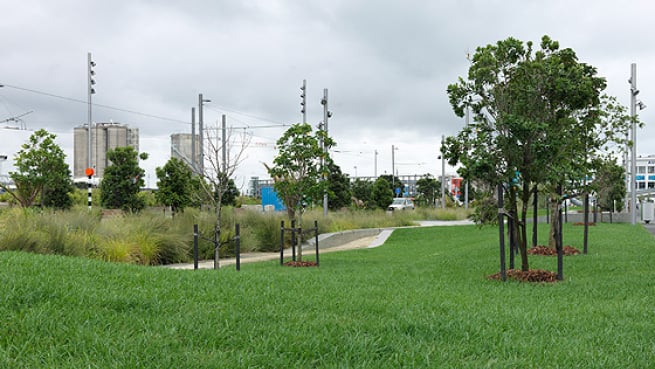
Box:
[87,52,96,210]
[354,166,357,178]
[374,149,378,177]
[440,135,446,209]
[320,87,332,217]
[391,145,399,194]
[629,63,646,225]
[198,94,211,174]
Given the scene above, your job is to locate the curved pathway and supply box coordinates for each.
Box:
[166,219,475,270]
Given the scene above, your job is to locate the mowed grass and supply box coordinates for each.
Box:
[1,223,654,368]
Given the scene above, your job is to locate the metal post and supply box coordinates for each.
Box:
[222,114,227,173]
[87,52,94,171]
[191,107,196,172]
[508,210,515,270]
[374,150,378,177]
[280,221,285,265]
[235,224,241,271]
[322,88,329,216]
[584,193,589,255]
[630,63,638,225]
[213,228,219,270]
[440,135,446,209]
[198,93,210,174]
[87,175,92,210]
[314,220,319,266]
[392,144,396,191]
[532,187,538,248]
[557,185,563,281]
[497,184,506,281]
[464,181,469,209]
[87,52,95,209]
[193,224,199,270]
[291,220,296,262]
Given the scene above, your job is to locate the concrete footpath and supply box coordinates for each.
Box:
[166,219,474,270]
[643,222,655,237]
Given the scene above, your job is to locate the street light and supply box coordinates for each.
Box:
[391,145,399,194]
[198,93,211,174]
[354,166,357,178]
[440,135,446,209]
[629,63,646,225]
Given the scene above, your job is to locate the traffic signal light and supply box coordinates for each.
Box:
[88,53,96,95]
[300,79,306,115]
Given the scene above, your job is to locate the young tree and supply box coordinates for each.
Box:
[198,116,251,260]
[379,174,403,197]
[267,123,334,261]
[415,175,440,207]
[351,178,373,208]
[100,147,148,212]
[445,35,629,271]
[155,157,193,215]
[1,129,73,208]
[592,158,626,212]
[327,162,352,210]
[371,177,394,210]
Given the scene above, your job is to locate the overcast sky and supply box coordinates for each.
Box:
[1,0,654,189]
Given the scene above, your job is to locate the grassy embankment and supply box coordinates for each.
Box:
[1,222,654,368]
[0,206,470,265]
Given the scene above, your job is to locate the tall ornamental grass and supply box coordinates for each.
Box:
[0,205,470,265]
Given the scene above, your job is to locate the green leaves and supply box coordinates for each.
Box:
[267,123,335,219]
[100,146,147,212]
[155,157,193,214]
[5,129,72,208]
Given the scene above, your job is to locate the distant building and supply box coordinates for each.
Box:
[171,133,200,170]
[74,122,139,179]
[635,155,655,190]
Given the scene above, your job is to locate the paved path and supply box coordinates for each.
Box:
[643,222,655,237]
[166,219,475,270]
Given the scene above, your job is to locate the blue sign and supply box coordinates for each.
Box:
[261,187,286,211]
[395,188,401,195]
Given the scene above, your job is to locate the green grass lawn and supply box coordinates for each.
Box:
[1,223,654,368]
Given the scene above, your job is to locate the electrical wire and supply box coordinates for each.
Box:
[0,83,189,124]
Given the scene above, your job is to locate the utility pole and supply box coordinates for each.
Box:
[392,145,396,192]
[440,135,446,209]
[629,63,647,225]
[199,94,211,175]
[222,114,227,173]
[87,52,96,210]
[320,87,331,216]
[300,80,307,123]
[630,64,637,225]
[374,149,378,177]
[191,107,196,172]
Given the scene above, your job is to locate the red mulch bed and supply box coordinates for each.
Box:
[573,222,595,226]
[283,260,318,267]
[527,245,581,256]
[488,269,559,283]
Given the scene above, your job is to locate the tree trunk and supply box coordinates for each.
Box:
[297,210,304,262]
[517,182,530,271]
[548,193,560,249]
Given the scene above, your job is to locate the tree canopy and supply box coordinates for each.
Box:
[267,123,334,221]
[445,35,631,271]
[3,129,73,208]
[100,146,148,212]
[155,157,193,214]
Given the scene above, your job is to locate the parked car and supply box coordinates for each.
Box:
[387,197,414,211]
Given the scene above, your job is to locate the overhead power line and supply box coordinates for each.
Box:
[0,83,188,124]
